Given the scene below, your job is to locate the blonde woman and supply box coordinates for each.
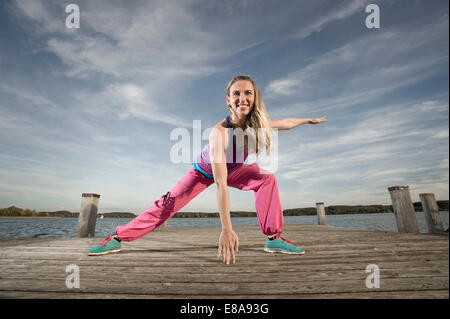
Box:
[88,75,326,264]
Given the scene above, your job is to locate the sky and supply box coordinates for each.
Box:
[0,0,448,214]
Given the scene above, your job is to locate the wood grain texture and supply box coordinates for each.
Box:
[0,224,448,299]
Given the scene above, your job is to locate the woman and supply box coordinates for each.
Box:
[88,75,326,264]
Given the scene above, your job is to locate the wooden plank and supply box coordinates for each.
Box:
[1,276,448,296]
[1,289,448,299]
[1,245,447,260]
[1,237,446,253]
[0,224,447,299]
[0,260,447,275]
[1,263,447,282]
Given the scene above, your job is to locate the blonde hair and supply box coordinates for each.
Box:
[226,75,272,154]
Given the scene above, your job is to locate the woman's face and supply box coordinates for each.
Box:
[226,80,255,118]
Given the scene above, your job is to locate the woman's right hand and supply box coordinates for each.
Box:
[217,229,239,264]
[309,117,327,124]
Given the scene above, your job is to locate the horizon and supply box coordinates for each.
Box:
[3,199,449,215]
[0,0,448,214]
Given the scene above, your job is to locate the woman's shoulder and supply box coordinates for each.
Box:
[213,118,228,129]
[209,118,229,146]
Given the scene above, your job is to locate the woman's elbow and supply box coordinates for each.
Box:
[278,119,292,130]
[284,119,295,130]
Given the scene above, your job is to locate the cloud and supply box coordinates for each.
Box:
[265,13,448,111]
[294,0,369,39]
[108,83,188,127]
[0,83,58,109]
[7,0,268,126]
[6,0,63,33]
[287,97,447,152]
[8,0,227,80]
[0,83,63,130]
[46,36,124,78]
[275,94,449,205]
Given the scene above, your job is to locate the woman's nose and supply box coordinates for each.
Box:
[239,93,247,103]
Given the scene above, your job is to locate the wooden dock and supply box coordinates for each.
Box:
[0,224,448,299]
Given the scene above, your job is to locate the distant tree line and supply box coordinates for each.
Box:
[0,201,448,218]
[0,206,76,217]
[283,201,449,216]
[0,206,135,218]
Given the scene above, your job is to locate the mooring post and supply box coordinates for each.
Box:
[388,186,419,233]
[316,202,326,225]
[76,193,100,238]
[419,193,444,234]
[154,221,167,232]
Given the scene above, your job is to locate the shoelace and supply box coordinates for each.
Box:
[270,234,294,245]
[98,235,112,246]
[279,235,293,245]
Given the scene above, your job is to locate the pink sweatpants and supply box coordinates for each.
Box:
[116,163,283,241]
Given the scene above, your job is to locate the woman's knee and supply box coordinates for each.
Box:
[156,191,175,213]
[262,172,276,183]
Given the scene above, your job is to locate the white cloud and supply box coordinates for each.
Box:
[0,83,58,109]
[274,93,449,208]
[279,100,446,161]
[11,0,225,81]
[7,0,268,127]
[7,0,63,33]
[46,36,123,78]
[96,83,188,127]
[265,14,448,110]
[295,0,368,39]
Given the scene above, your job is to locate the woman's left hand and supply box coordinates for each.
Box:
[309,117,326,124]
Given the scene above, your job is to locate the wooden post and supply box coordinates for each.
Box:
[154,221,167,232]
[316,202,326,225]
[388,186,419,233]
[76,193,100,238]
[419,193,444,234]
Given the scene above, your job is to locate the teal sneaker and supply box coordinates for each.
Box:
[88,235,122,256]
[264,234,305,255]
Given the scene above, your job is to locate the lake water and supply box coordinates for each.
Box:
[0,211,448,238]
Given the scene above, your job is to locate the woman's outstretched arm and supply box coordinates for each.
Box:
[210,126,239,265]
[270,117,326,130]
